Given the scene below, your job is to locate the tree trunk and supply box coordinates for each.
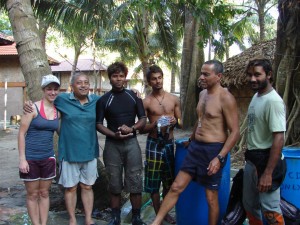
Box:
[273,0,300,146]
[170,65,176,93]
[38,19,49,49]
[225,40,229,60]
[6,0,51,102]
[92,36,99,94]
[142,60,151,94]
[208,34,212,60]
[180,8,204,129]
[72,48,81,77]
[256,0,266,41]
[139,9,151,95]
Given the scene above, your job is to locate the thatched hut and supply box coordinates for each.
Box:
[222,39,276,123]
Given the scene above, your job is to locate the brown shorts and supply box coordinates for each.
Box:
[103,137,143,193]
[19,157,56,181]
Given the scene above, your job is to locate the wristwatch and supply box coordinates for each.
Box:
[217,154,225,164]
[131,125,136,132]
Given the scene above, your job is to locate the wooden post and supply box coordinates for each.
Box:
[3,80,7,130]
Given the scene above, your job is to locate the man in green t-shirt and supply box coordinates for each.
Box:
[243,58,286,225]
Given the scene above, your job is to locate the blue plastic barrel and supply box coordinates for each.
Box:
[281,147,300,209]
[175,139,230,225]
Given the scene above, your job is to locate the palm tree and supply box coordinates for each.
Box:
[179,7,204,128]
[102,0,179,93]
[235,0,277,43]
[1,0,51,101]
[179,0,246,127]
[33,0,114,93]
[31,0,180,94]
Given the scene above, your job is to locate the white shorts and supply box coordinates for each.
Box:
[58,158,98,188]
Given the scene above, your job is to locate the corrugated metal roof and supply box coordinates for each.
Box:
[51,59,107,72]
[0,42,61,65]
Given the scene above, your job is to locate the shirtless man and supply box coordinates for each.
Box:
[142,65,182,224]
[150,60,240,225]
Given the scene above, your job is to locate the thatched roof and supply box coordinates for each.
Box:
[222,39,276,87]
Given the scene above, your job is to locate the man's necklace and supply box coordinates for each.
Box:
[152,91,165,106]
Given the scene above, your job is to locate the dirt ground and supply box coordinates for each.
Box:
[0,126,193,188]
[0,126,245,224]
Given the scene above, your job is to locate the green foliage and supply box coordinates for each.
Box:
[235,0,278,44]
[98,0,182,72]
[179,0,247,60]
[4,0,278,68]
[0,10,12,34]
[181,0,278,60]
[33,0,114,29]
[31,0,116,66]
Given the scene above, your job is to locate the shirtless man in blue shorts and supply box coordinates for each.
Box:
[150,60,240,225]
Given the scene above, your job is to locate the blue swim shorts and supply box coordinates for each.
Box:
[180,140,226,190]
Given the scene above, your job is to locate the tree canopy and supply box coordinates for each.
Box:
[2,0,298,146]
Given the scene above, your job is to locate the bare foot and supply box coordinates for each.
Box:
[69,217,77,225]
[85,218,95,225]
[69,221,77,225]
[164,213,176,224]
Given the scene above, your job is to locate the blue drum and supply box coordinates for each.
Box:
[281,147,300,209]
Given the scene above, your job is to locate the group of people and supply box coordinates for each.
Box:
[18,57,286,225]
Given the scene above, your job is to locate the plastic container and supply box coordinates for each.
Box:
[281,147,300,209]
[175,139,230,225]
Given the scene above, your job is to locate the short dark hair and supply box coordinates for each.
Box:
[245,58,273,82]
[204,60,224,74]
[107,62,128,79]
[146,65,164,82]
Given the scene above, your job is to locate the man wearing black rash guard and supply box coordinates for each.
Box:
[96,62,147,225]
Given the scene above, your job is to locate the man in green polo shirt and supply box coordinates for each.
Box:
[55,73,99,225]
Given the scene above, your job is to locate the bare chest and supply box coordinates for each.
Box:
[197,96,222,119]
[148,99,175,116]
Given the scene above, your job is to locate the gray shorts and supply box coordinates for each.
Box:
[58,158,98,188]
[243,161,282,220]
[103,137,143,194]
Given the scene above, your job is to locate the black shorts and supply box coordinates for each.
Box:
[19,157,56,181]
[180,141,225,190]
